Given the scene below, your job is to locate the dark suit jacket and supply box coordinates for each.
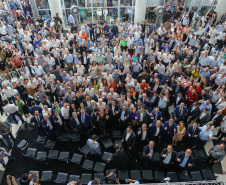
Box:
[142,145,154,159]
[29,106,43,115]
[187,104,200,118]
[136,127,150,143]
[174,96,185,106]
[185,125,201,137]
[78,112,90,127]
[90,112,98,128]
[82,99,90,107]
[213,114,223,127]
[172,85,184,97]
[150,110,162,123]
[111,148,129,168]
[160,148,176,164]
[173,105,187,120]
[177,152,195,168]
[55,58,65,68]
[122,130,136,149]
[70,117,80,130]
[139,97,151,110]
[43,100,52,108]
[30,114,43,131]
[41,117,56,131]
[163,121,177,137]
[51,103,63,114]
[118,109,130,122]
[197,112,210,125]
[149,124,164,139]
[52,113,64,125]
[109,103,120,116]
[137,110,150,123]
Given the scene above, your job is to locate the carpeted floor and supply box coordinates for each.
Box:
[1,129,220,185]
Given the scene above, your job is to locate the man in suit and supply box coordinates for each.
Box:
[137,105,150,127]
[30,110,43,135]
[173,103,187,124]
[78,108,90,133]
[86,100,96,115]
[29,101,43,115]
[105,106,113,132]
[159,145,176,171]
[172,81,184,99]
[142,141,155,168]
[108,144,129,169]
[150,107,163,124]
[118,105,130,131]
[82,95,91,107]
[43,95,52,108]
[52,109,65,135]
[134,100,147,111]
[150,120,164,143]
[176,149,195,170]
[109,99,120,128]
[55,54,65,68]
[41,113,56,139]
[184,122,201,146]
[196,108,210,126]
[136,123,150,148]
[205,144,226,166]
[139,93,151,111]
[163,118,177,145]
[174,92,185,106]
[51,101,63,114]
[46,79,58,102]
[90,107,99,130]
[185,102,200,124]
[70,112,81,132]
[212,110,223,127]
[122,126,136,152]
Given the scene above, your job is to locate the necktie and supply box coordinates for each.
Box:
[155,113,157,122]
[179,108,182,115]
[217,101,222,106]
[36,116,40,126]
[192,127,195,137]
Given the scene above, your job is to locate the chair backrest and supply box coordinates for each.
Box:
[56,172,68,183]
[0,73,8,81]
[9,71,18,78]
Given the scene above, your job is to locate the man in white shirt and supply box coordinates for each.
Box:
[1,85,15,104]
[61,102,70,129]
[76,62,85,76]
[30,62,45,77]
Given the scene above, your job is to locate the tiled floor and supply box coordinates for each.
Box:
[0,105,226,181]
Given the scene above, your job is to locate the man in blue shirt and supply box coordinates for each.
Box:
[142,141,155,168]
[194,124,213,150]
[176,149,194,170]
[106,29,114,41]
[33,38,42,50]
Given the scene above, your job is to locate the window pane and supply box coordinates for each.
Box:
[36,0,50,9]
[38,10,51,21]
[107,0,118,7]
[64,0,77,8]
[86,0,105,8]
[120,0,132,6]
[78,0,85,7]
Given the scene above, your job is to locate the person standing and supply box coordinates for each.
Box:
[67,12,75,26]
[86,135,101,159]
[3,99,26,124]
[205,144,225,166]
[0,121,15,148]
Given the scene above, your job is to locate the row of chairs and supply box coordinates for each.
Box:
[16,168,216,185]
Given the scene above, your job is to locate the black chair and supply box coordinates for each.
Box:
[93,162,106,173]
[70,153,83,166]
[81,174,92,185]
[82,159,94,170]
[130,170,141,181]
[166,172,179,182]
[58,151,69,163]
[193,150,207,159]
[59,133,70,141]
[29,171,39,181]
[23,148,37,158]
[190,171,204,181]
[79,145,90,157]
[68,175,80,182]
[114,140,122,147]
[47,150,59,160]
[201,168,216,180]
[106,169,116,180]
[16,178,21,185]
[35,151,47,162]
[35,135,47,145]
[45,140,56,149]
[118,170,129,180]
[102,152,113,162]
[71,133,81,142]
[178,170,190,181]
[54,172,68,184]
[154,171,165,182]
[17,140,29,151]
[40,171,53,182]
[102,135,114,150]
[112,130,121,139]
[152,152,160,162]
[142,170,154,181]
[94,173,105,183]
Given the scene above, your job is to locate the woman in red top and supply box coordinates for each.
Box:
[185,89,198,106]
[108,79,117,92]
[12,56,22,69]
[81,30,88,40]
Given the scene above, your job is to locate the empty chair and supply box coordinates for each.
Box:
[17,140,29,151]
[79,145,90,157]
[190,171,204,181]
[47,150,59,160]
[40,171,53,182]
[9,71,18,83]
[71,133,80,142]
[166,172,179,182]
[178,170,190,181]
[152,152,160,162]
[15,178,21,185]
[106,169,116,180]
[29,171,39,181]
[130,170,141,181]
[35,135,47,145]
[82,159,94,170]
[93,162,106,173]
[193,150,207,159]
[23,148,37,158]
[154,171,165,182]
[201,169,216,180]
[114,140,121,147]
[112,130,121,139]
[54,172,68,184]
[118,170,129,180]
[142,170,154,181]
[35,151,47,161]
[102,152,113,162]
[59,133,70,141]
[0,73,10,85]
[45,140,56,149]
[69,175,80,182]
[102,136,114,150]
[70,153,83,166]
[58,152,69,163]
[81,174,92,185]
[94,173,105,183]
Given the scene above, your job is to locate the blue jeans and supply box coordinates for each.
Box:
[0,152,11,166]
[3,132,15,148]
[10,111,25,124]
[7,96,15,104]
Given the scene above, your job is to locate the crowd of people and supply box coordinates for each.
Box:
[0,0,226,184]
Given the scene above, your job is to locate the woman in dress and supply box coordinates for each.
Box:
[130,107,139,128]
[92,78,100,89]
[89,61,98,77]
[97,107,106,134]
[6,58,16,73]
[69,103,77,117]
[101,78,108,93]
[128,44,135,58]
[114,43,121,56]
[172,121,186,146]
